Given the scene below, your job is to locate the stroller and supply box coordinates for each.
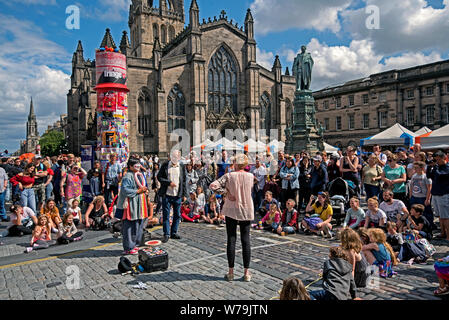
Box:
[327,177,357,225]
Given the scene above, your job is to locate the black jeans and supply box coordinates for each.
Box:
[298,186,311,211]
[226,217,251,269]
[8,225,33,236]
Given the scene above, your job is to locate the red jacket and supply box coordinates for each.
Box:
[181,206,191,216]
[281,208,298,228]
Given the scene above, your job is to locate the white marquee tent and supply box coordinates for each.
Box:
[419,124,449,150]
[360,123,416,147]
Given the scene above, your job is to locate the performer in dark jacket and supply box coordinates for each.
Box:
[157,150,187,243]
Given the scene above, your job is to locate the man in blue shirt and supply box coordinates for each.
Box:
[216,150,230,179]
[427,150,449,240]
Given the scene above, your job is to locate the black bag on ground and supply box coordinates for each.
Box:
[138,248,169,272]
[118,257,134,274]
[400,242,428,263]
[354,254,372,288]
[91,217,107,230]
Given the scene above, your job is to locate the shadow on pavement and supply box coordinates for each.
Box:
[126,271,225,284]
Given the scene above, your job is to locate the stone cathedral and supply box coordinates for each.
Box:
[67,0,296,157]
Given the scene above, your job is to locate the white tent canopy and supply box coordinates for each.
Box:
[209,137,243,151]
[414,127,432,136]
[267,139,285,152]
[420,124,449,150]
[192,139,213,150]
[324,142,339,153]
[244,139,266,152]
[361,123,416,147]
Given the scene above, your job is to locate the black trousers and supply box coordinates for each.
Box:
[226,217,251,269]
[298,186,311,211]
[8,225,33,236]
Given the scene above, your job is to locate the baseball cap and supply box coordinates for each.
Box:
[313,155,322,162]
[395,147,407,153]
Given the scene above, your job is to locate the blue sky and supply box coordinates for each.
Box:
[1,0,449,152]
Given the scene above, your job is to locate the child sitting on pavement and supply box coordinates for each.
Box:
[280,277,311,300]
[301,192,333,238]
[362,228,398,278]
[276,199,298,235]
[364,197,387,229]
[386,222,404,255]
[406,204,432,241]
[259,203,281,232]
[67,198,81,226]
[342,197,366,229]
[181,200,200,223]
[309,246,358,300]
[57,212,84,244]
[25,215,57,253]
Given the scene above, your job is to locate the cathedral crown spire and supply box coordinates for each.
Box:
[190,0,199,11]
[28,97,35,120]
[100,28,117,49]
[273,55,282,69]
[76,40,83,52]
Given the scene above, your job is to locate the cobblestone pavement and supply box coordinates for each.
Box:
[0,218,448,300]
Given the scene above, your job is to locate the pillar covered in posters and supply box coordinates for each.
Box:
[94,47,129,167]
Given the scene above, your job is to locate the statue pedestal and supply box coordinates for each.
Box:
[285,90,324,154]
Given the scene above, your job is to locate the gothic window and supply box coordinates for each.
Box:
[167,84,185,133]
[153,23,159,42]
[260,93,271,137]
[161,25,167,44]
[168,26,175,42]
[138,90,151,136]
[208,46,238,114]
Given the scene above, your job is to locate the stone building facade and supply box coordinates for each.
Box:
[313,60,449,149]
[67,0,296,157]
[20,98,40,154]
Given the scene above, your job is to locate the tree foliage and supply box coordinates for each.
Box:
[39,130,68,157]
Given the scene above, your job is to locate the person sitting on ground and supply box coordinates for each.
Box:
[181,200,200,223]
[309,246,358,301]
[8,205,37,237]
[67,198,81,226]
[342,197,366,229]
[386,222,404,255]
[207,200,224,225]
[84,196,110,230]
[406,204,432,241]
[57,212,83,244]
[257,191,279,218]
[339,228,363,277]
[195,186,207,216]
[276,199,298,235]
[362,228,398,278]
[279,277,311,300]
[364,197,387,229]
[379,189,409,232]
[25,215,57,253]
[259,203,281,232]
[40,199,63,233]
[301,192,333,238]
[146,201,160,227]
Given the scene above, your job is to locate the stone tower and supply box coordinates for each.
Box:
[128,0,185,59]
[25,97,40,153]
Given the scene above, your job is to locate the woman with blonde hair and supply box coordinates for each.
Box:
[84,195,110,229]
[210,153,254,282]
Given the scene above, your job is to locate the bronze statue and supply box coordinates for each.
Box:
[292,45,314,91]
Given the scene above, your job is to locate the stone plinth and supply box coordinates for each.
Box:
[285,90,324,154]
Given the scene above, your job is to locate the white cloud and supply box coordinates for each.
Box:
[283,39,443,91]
[0,14,70,152]
[257,47,275,70]
[94,0,132,22]
[250,0,353,35]
[342,0,449,55]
